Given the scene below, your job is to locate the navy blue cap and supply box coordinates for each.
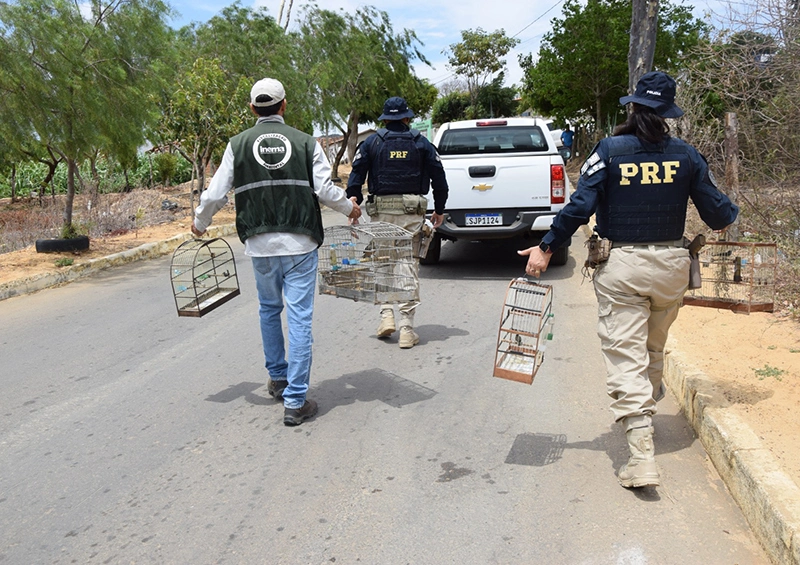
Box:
[378,97,415,121]
[620,71,684,118]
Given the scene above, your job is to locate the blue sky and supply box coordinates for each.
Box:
[167,0,730,89]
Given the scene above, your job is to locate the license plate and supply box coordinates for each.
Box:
[465,213,502,226]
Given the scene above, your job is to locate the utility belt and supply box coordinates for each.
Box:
[587,236,686,269]
[365,194,428,217]
[610,239,686,249]
[584,235,704,289]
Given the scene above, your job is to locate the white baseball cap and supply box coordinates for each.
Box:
[250,78,285,107]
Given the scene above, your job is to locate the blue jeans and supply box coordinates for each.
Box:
[251,251,318,409]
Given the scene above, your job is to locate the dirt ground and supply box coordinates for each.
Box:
[1,182,798,490]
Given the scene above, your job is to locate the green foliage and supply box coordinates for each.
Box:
[153,153,179,186]
[445,28,520,110]
[54,258,74,268]
[0,152,192,198]
[432,75,520,122]
[753,364,786,381]
[518,0,707,132]
[60,223,79,240]
[0,0,172,228]
[294,5,435,177]
[432,92,471,124]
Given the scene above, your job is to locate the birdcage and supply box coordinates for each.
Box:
[683,241,777,314]
[494,278,554,385]
[171,238,240,317]
[318,222,416,304]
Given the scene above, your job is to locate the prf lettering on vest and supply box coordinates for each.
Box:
[389,151,409,159]
[618,161,680,185]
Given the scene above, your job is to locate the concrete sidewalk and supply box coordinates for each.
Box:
[1,222,797,564]
[665,348,800,565]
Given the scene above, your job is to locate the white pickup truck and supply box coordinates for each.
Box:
[422,117,571,265]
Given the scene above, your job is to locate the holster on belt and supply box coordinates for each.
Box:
[686,234,706,289]
[584,233,612,269]
[366,194,427,216]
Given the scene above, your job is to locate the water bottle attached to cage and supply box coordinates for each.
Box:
[493,278,554,385]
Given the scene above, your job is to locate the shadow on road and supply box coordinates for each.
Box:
[421,235,579,282]
[313,368,437,416]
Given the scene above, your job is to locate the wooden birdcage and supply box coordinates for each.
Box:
[494,279,554,385]
[683,241,777,314]
[171,238,240,317]
[318,222,416,304]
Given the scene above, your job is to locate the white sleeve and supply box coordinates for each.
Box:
[311,142,354,216]
[194,143,234,232]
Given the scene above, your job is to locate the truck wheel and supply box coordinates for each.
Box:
[419,233,442,265]
[549,245,569,266]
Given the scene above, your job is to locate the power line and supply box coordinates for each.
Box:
[511,0,567,39]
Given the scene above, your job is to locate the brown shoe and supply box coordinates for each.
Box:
[284,399,318,426]
[267,378,287,400]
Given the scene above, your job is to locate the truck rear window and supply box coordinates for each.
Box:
[437,126,550,155]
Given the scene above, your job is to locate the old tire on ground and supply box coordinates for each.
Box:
[419,233,442,265]
[35,235,90,253]
[549,245,569,266]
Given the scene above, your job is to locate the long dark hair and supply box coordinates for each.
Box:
[613,104,670,144]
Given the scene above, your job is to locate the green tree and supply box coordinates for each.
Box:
[519,0,707,137]
[296,6,436,178]
[431,75,519,122]
[160,4,296,190]
[444,28,520,116]
[160,57,251,193]
[0,0,172,235]
[432,92,471,124]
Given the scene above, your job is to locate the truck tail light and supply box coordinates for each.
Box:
[551,165,565,204]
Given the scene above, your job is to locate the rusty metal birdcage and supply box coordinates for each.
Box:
[171,238,240,317]
[683,241,777,314]
[494,278,554,385]
[318,222,417,304]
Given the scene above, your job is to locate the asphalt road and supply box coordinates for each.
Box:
[0,215,768,564]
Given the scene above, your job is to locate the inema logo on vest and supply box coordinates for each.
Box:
[253,133,292,170]
[618,161,680,185]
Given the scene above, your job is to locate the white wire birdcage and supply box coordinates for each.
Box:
[494,278,554,385]
[171,238,240,317]
[318,222,417,304]
[683,241,777,314]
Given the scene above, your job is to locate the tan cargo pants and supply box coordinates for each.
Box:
[370,203,425,319]
[592,244,691,422]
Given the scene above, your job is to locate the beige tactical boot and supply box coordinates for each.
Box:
[618,425,660,488]
[377,308,396,338]
[399,326,420,349]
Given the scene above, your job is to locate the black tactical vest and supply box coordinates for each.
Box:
[597,136,694,242]
[370,129,423,195]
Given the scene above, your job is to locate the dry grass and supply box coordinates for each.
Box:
[0,188,189,254]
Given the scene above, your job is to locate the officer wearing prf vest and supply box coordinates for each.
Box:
[520,71,739,489]
[193,78,362,427]
[347,97,449,349]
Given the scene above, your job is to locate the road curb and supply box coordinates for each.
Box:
[0,224,237,301]
[665,345,800,565]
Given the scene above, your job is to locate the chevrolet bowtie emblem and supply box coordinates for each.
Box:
[472,183,493,191]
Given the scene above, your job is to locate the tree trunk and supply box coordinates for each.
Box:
[628,0,659,94]
[89,152,101,212]
[345,110,360,172]
[64,158,77,230]
[10,164,17,202]
[724,112,740,241]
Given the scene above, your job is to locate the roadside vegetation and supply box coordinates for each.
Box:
[0,0,797,316]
